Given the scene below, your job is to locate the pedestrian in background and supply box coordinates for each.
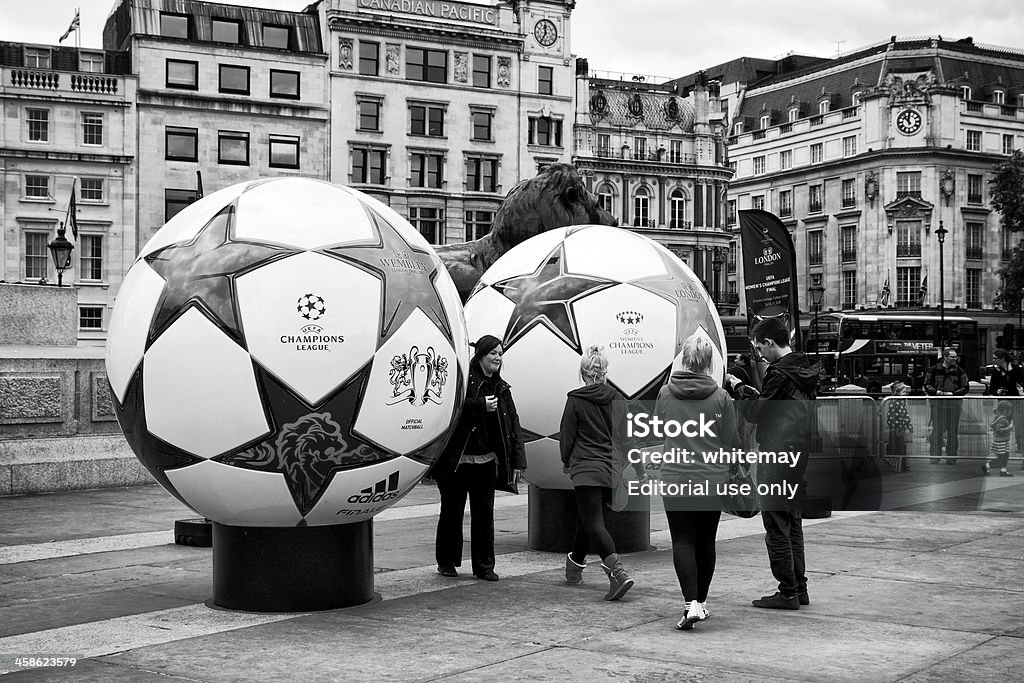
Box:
[560,345,635,601]
[433,335,526,582]
[885,378,914,471]
[986,349,1024,469]
[925,348,969,465]
[658,333,738,630]
[984,401,1015,477]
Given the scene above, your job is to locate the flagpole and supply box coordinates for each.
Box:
[76,8,80,49]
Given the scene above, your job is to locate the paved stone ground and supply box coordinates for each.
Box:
[0,460,1022,681]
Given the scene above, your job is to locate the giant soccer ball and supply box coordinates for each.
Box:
[465,224,726,489]
[105,178,469,526]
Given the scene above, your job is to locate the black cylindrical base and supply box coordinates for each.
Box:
[527,485,650,554]
[212,521,374,612]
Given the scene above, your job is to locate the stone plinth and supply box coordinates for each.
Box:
[0,283,77,346]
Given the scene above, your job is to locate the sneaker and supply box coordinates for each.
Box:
[437,565,458,578]
[676,600,706,630]
[1000,470,1015,477]
[982,464,991,476]
[752,592,800,610]
[700,601,710,620]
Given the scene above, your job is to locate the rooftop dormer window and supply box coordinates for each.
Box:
[160,13,190,39]
[212,18,242,45]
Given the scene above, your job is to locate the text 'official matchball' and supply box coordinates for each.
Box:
[464,224,726,489]
[105,178,468,526]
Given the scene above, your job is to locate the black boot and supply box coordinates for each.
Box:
[600,553,634,601]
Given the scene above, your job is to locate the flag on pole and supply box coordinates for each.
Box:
[878,276,891,307]
[917,275,928,306]
[196,170,204,199]
[66,178,79,241]
[59,9,80,43]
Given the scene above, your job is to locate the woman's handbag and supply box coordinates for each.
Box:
[721,462,759,518]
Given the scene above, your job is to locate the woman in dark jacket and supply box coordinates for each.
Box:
[560,345,634,601]
[656,333,738,630]
[434,335,525,581]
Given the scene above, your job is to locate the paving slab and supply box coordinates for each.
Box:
[941,533,1024,560]
[899,635,1021,682]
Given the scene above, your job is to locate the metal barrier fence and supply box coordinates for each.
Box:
[806,395,1024,474]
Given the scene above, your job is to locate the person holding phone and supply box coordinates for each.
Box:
[432,335,526,581]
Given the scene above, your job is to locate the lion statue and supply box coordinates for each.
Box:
[435,163,617,301]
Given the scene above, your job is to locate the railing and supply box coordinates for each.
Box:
[632,218,656,228]
[966,246,983,260]
[966,102,984,113]
[841,249,857,263]
[896,244,922,257]
[966,300,982,308]
[896,190,922,199]
[9,69,120,95]
[808,253,823,266]
[10,69,59,89]
[809,201,823,213]
[592,148,697,164]
[71,74,118,94]
[841,198,857,209]
[668,220,692,229]
[968,193,983,204]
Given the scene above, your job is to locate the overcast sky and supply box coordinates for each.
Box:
[3,0,1021,79]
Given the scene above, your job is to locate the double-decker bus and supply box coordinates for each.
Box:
[812,312,980,385]
[720,315,752,360]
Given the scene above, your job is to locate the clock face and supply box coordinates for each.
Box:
[534,19,558,47]
[896,109,922,135]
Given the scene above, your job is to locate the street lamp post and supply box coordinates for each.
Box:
[809,283,826,354]
[935,220,948,348]
[47,223,75,288]
[711,248,725,307]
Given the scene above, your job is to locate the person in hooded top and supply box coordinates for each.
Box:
[657,332,738,630]
[560,345,634,601]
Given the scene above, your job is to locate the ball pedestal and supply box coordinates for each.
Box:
[212,520,375,612]
[527,485,650,554]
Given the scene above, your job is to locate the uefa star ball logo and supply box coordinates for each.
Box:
[297,293,326,321]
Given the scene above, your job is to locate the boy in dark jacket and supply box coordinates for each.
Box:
[734,317,819,611]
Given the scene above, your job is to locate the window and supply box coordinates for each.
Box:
[633,188,650,226]
[25,175,49,199]
[471,110,493,141]
[669,190,686,228]
[410,104,445,137]
[219,64,250,94]
[1004,225,1017,260]
[841,225,857,262]
[269,70,299,99]
[852,91,862,106]
[406,47,447,83]
[80,178,104,202]
[1003,134,1015,155]
[896,266,921,306]
[27,108,49,142]
[528,117,562,146]
[809,184,823,213]
[352,147,386,184]
[966,221,984,260]
[466,156,498,192]
[896,222,921,257]
[897,171,921,197]
[79,52,104,73]
[269,135,300,169]
[753,156,765,175]
[752,195,765,211]
[538,66,553,95]
[960,86,972,100]
[842,135,857,157]
[160,13,189,39]
[359,99,381,132]
[597,185,614,214]
[80,234,103,281]
[465,210,493,240]
[166,127,198,161]
[165,189,198,221]
[634,137,647,159]
[760,114,771,129]
[359,41,379,76]
[843,271,857,308]
[218,131,249,165]
[262,24,291,50]
[779,190,792,217]
[472,55,490,88]
[810,143,823,164]
[728,241,737,273]
[967,174,983,204]
[808,230,823,265]
[841,178,856,208]
[993,90,1006,105]
[818,99,830,114]
[166,59,198,90]
[410,152,443,188]
[79,306,104,331]
[408,206,444,243]
[24,47,51,69]
[670,140,682,163]
[788,108,799,123]
[81,113,103,146]
[211,18,242,44]
[726,199,736,226]
[967,129,982,151]
[734,121,744,135]
[966,269,982,308]
[780,149,792,170]
[25,232,49,279]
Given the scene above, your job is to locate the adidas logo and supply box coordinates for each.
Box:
[347,471,400,504]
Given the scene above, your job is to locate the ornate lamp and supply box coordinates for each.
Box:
[47,223,75,287]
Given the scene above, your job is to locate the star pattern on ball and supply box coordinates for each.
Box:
[215,365,393,517]
[323,207,453,345]
[630,248,705,309]
[492,244,616,352]
[144,206,298,346]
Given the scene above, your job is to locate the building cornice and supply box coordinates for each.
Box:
[326,15,523,52]
[136,91,330,119]
[574,157,731,180]
[0,148,133,164]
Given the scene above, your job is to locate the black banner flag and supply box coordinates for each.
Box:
[739,209,802,351]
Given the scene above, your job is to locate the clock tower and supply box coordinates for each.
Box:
[511,0,575,60]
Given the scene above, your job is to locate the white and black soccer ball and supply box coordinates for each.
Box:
[465,224,727,489]
[105,178,469,526]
